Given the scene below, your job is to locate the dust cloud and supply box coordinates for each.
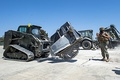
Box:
[113,45,120,52]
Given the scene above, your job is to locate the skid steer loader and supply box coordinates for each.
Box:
[3,25,50,61]
[3,22,82,61]
[50,22,82,60]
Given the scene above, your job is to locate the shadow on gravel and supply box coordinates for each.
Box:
[92,59,102,61]
[112,69,120,75]
[37,58,77,63]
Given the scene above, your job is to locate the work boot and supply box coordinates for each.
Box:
[106,59,109,62]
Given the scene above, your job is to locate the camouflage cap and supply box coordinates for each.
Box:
[99,27,104,31]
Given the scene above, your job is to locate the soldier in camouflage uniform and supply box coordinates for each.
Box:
[96,27,110,62]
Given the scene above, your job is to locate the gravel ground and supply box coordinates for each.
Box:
[0,46,120,80]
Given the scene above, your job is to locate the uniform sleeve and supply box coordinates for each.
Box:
[104,32,110,39]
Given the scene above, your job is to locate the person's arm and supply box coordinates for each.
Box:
[103,32,110,39]
[96,33,99,37]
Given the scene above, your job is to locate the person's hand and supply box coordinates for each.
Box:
[96,33,99,37]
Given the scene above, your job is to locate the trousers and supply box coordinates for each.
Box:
[99,41,109,59]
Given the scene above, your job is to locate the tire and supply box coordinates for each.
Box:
[82,40,92,50]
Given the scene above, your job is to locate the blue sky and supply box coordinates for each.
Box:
[0,0,120,38]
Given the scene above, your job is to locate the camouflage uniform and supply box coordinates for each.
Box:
[97,27,110,62]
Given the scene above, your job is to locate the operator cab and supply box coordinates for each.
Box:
[17,25,45,39]
[78,30,93,39]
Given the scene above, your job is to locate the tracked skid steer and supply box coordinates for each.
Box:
[3,25,50,61]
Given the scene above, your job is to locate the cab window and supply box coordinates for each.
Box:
[19,27,27,33]
[32,29,39,35]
